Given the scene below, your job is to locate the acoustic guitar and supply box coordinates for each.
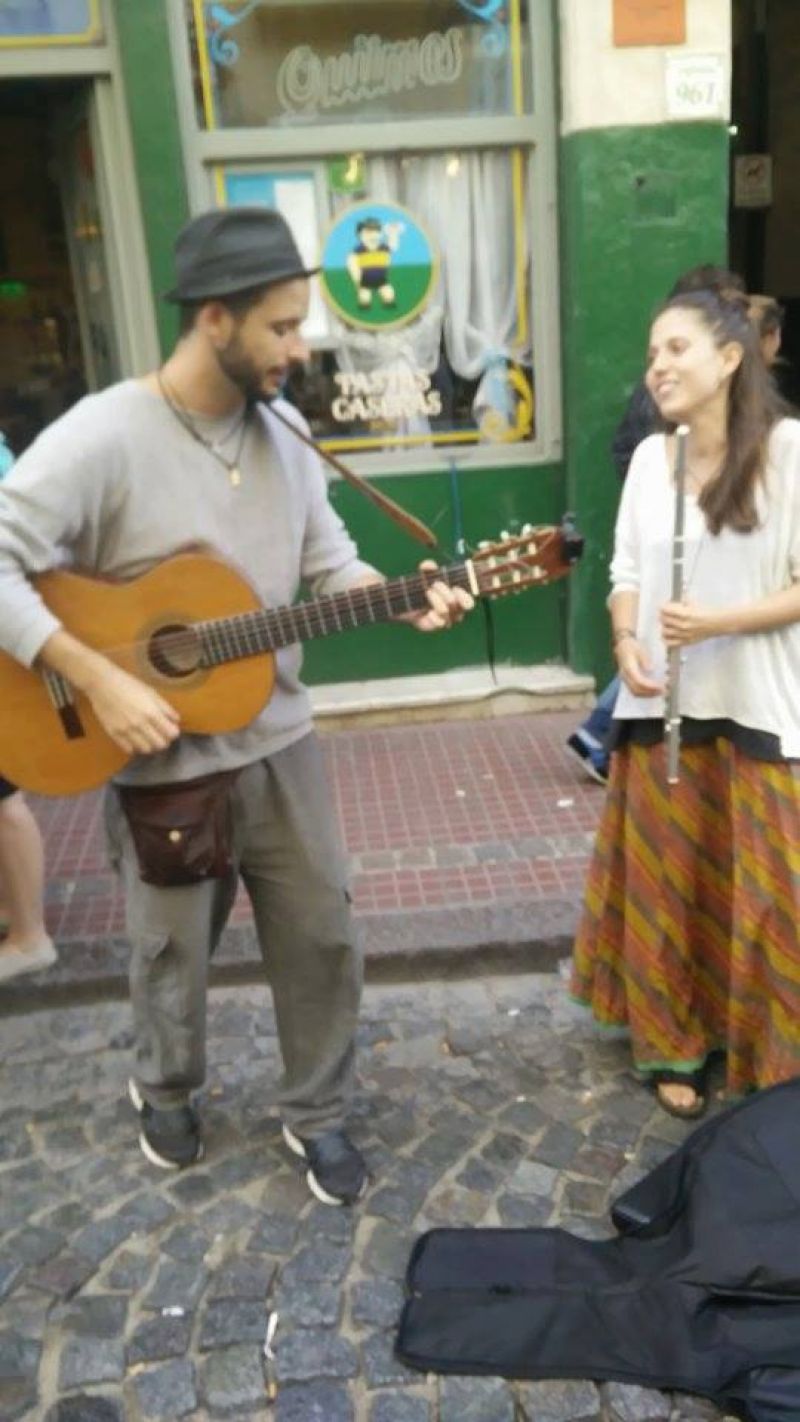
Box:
[0,521,582,797]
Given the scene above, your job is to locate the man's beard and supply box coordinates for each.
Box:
[214,336,269,405]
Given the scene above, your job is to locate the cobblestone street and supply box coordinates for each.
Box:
[0,971,727,1421]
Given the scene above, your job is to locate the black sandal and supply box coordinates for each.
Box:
[649,1068,707,1120]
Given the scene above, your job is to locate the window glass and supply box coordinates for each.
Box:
[0,0,102,44]
[186,0,531,129]
[223,146,534,454]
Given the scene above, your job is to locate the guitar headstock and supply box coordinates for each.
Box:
[470,516,584,599]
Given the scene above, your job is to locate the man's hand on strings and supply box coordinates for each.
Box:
[404,560,474,633]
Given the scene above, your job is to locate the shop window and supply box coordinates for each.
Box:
[185,0,531,129]
[0,1,103,45]
[222,148,533,453]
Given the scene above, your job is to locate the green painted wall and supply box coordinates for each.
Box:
[302,460,568,684]
[113,0,188,354]
[560,121,730,687]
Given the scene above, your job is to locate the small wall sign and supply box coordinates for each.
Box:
[319,200,438,332]
[664,53,727,121]
[613,0,686,48]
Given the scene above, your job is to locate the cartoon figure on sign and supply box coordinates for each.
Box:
[319,200,437,332]
[346,216,405,310]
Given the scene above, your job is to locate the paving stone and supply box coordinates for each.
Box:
[0,1259,23,1303]
[58,1336,126,1389]
[362,1223,413,1280]
[562,1178,608,1217]
[535,1122,585,1168]
[497,1099,548,1135]
[27,1251,93,1299]
[143,1261,208,1312]
[132,1357,197,1418]
[42,1201,92,1234]
[275,1279,341,1328]
[455,1157,501,1192]
[439,1374,517,1421]
[248,1213,299,1255]
[518,1377,602,1420]
[200,1197,261,1234]
[304,1204,357,1246]
[208,1254,276,1300]
[423,1186,488,1226]
[6,1226,64,1266]
[361,1330,414,1388]
[45,1397,123,1422]
[199,1297,268,1349]
[350,1278,404,1330]
[280,1242,350,1287]
[168,1173,217,1206]
[602,1381,672,1420]
[479,1131,528,1167]
[55,1294,129,1338]
[366,1183,427,1226]
[370,1394,432,1422]
[670,1394,726,1421]
[116,1191,175,1232]
[70,1214,138,1265]
[127,1313,193,1365]
[505,1158,559,1197]
[104,1249,153,1291]
[200,1343,266,1411]
[0,1331,40,1385]
[275,1380,354,1421]
[495,1193,553,1227]
[275,1329,358,1383]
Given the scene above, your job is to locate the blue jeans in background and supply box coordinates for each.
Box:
[566,675,620,782]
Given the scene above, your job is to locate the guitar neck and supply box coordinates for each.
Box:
[199,562,475,666]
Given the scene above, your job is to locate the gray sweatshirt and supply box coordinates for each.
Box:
[0,381,376,783]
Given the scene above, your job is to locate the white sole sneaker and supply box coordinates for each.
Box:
[128,1078,204,1170]
[281,1123,367,1207]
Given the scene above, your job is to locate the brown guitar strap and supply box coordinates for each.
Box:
[266,401,439,550]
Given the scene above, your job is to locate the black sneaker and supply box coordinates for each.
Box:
[128,1079,203,1170]
[282,1123,368,1206]
[566,733,609,786]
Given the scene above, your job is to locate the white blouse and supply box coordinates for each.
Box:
[610,420,800,758]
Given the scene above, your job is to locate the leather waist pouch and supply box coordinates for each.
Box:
[118,770,239,887]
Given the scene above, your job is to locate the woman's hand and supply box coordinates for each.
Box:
[660,600,726,648]
[615,636,662,697]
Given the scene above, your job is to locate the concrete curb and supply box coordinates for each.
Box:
[0,896,579,1013]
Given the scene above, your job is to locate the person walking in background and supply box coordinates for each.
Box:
[0,777,55,983]
[0,208,471,1201]
[0,429,54,984]
[571,287,800,1119]
[566,265,747,787]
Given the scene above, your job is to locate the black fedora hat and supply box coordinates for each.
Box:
[164,206,319,303]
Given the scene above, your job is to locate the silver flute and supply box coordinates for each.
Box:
[666,425,689,784]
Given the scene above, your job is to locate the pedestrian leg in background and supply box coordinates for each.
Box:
[237,736,367,1206]
[0,779,56,983]
[566,675,620,785]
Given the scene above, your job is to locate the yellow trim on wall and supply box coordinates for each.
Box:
[0,0,102,46]
[214,166,227,206]
[192,0,217,131]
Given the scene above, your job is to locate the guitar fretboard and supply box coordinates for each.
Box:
[197,563,473,667]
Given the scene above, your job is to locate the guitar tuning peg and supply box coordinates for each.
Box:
[521,523,534,535]
[499,529,510,541]
[478,540,490,549]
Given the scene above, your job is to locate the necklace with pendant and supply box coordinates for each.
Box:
[157,372,249,488]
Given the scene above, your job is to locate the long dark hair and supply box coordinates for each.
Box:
[654,288,785,534]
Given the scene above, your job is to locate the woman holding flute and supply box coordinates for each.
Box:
[571,287,800,1118]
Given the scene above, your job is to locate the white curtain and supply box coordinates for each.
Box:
[332,151,529,440]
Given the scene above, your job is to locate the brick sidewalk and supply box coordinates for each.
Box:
[31,711,602,947]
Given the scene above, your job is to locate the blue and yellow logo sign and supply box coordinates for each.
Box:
[319,200,437,332]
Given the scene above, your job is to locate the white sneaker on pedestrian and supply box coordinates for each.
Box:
[0,936,57,984]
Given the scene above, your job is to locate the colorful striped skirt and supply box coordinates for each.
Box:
[571,738,800,1095]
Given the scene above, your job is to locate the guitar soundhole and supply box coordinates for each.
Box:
[149,624,201,679]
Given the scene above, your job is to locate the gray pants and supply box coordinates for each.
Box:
[105,733,362,1135]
